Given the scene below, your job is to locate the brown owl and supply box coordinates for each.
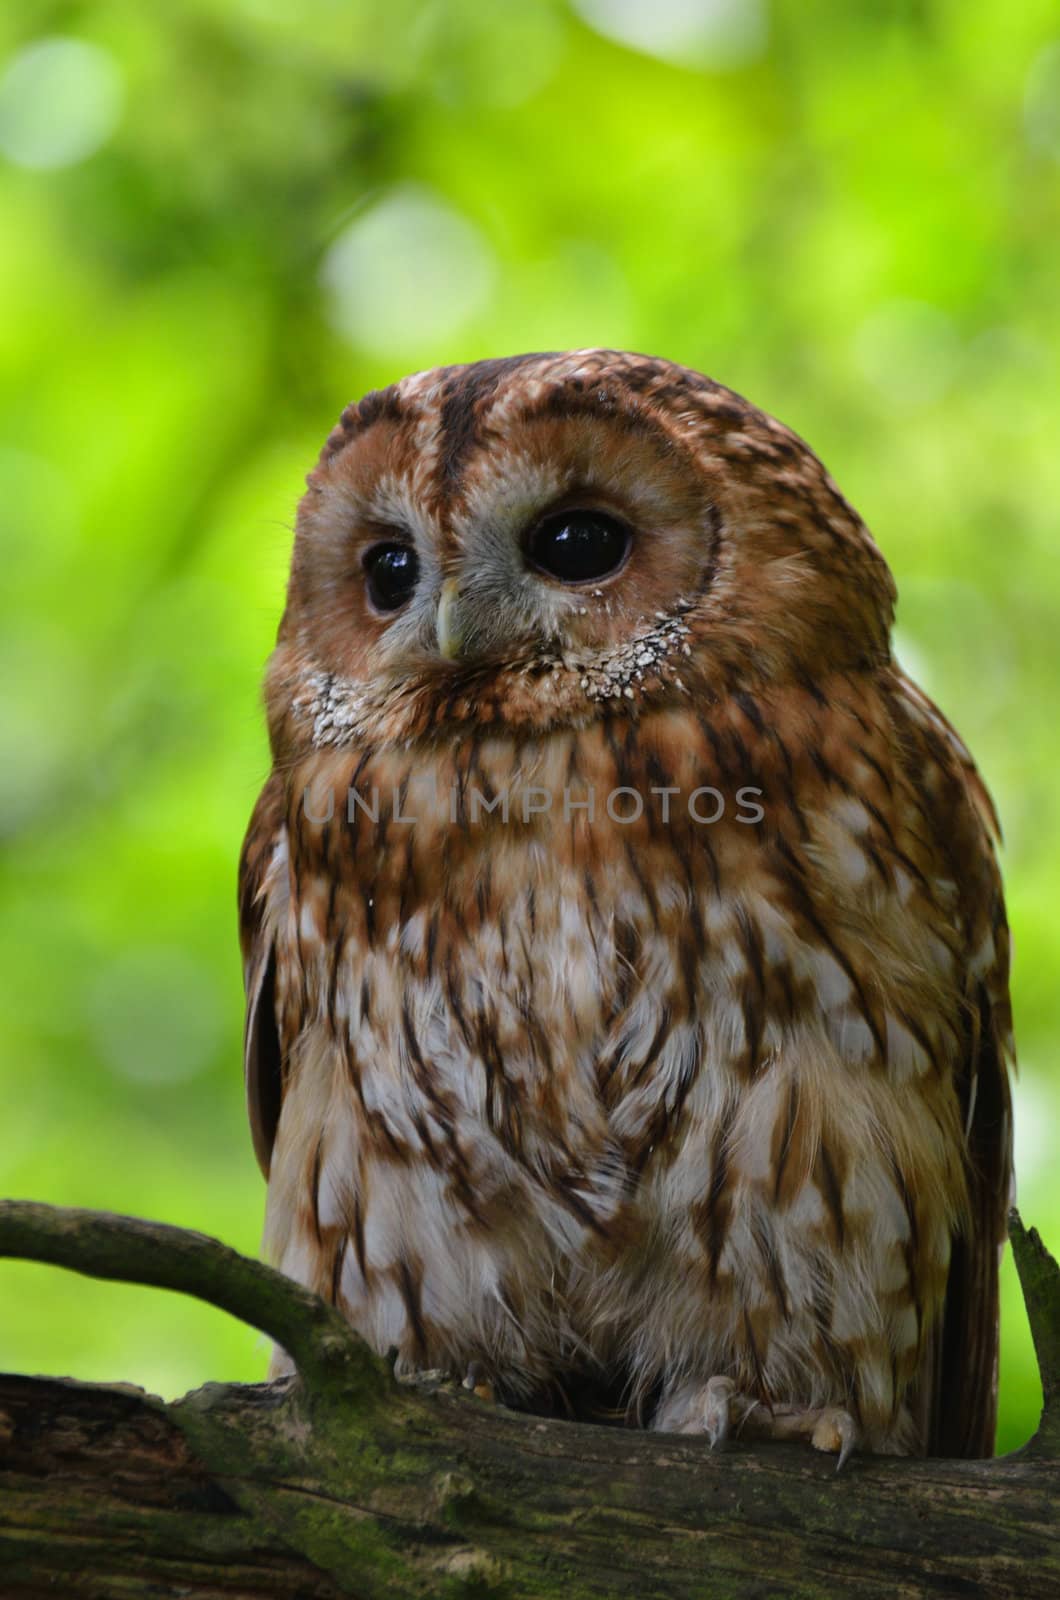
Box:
[239,351,1014,1463]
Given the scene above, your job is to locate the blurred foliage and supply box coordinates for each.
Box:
[0,0,1056,1454]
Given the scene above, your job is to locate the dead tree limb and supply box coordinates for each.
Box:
[0,1199,1056,1599]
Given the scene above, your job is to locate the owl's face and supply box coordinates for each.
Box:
[268,351,896,754]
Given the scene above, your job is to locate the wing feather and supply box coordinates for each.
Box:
[897,672,1015,1457]
[238,772,289,1178]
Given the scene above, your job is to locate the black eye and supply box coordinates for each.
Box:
[363,542,419,612]
[526,509,631,584]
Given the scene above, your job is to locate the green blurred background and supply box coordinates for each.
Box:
[0,1,1056,1453]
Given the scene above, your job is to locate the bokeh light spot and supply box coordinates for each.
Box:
[1012,1071,1050,1190]
[320,186,496,358]
[572,0,767,68]
[0,37,122,171]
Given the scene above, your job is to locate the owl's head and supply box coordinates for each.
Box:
[268,351,895,754]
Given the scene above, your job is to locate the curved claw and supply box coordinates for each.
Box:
[462,1360,496,1403]
[810,1406,859,1471]
[703,1376,736,1449]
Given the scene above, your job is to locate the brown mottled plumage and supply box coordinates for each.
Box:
[240,350,1014,1459]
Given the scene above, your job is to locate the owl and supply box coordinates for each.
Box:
[239,350,1014,1463]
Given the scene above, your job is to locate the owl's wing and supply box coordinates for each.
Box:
[900,676,1015,1458]
[925,970,1014,1457]
[238,771,288,1178]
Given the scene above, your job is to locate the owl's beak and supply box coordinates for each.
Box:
[436,578,464,661]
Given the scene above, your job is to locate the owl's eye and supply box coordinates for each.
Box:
[363,542,420,612]
[527,509,631,584]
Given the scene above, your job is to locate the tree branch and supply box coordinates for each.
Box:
[0,1200,389,1399]
[1009,1208,1060,1456]
[1,1199,1057,1598]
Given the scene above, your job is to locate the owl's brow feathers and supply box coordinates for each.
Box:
[313,352,881,605]
[317,351,721,504]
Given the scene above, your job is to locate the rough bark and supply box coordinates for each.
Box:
[0,1201,1056,1600]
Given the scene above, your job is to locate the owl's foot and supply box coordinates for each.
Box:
[654,1379,859,1470]
[701,1376,762,1449]
[654,1375,765,1447]
[765,1403,859,1471]
[393,1360,496,1403]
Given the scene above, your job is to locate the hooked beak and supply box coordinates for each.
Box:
[436,578,464,661]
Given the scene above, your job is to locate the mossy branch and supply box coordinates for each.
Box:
[1,1199,1058,1598]
[0,1199,389,1399]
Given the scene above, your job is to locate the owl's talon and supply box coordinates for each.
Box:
[657,1380,859,1468]
[703,1375,735,1448]
[462,1361,496,1404]
[810,1407,859,1471]
[657,1375,762,1447]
